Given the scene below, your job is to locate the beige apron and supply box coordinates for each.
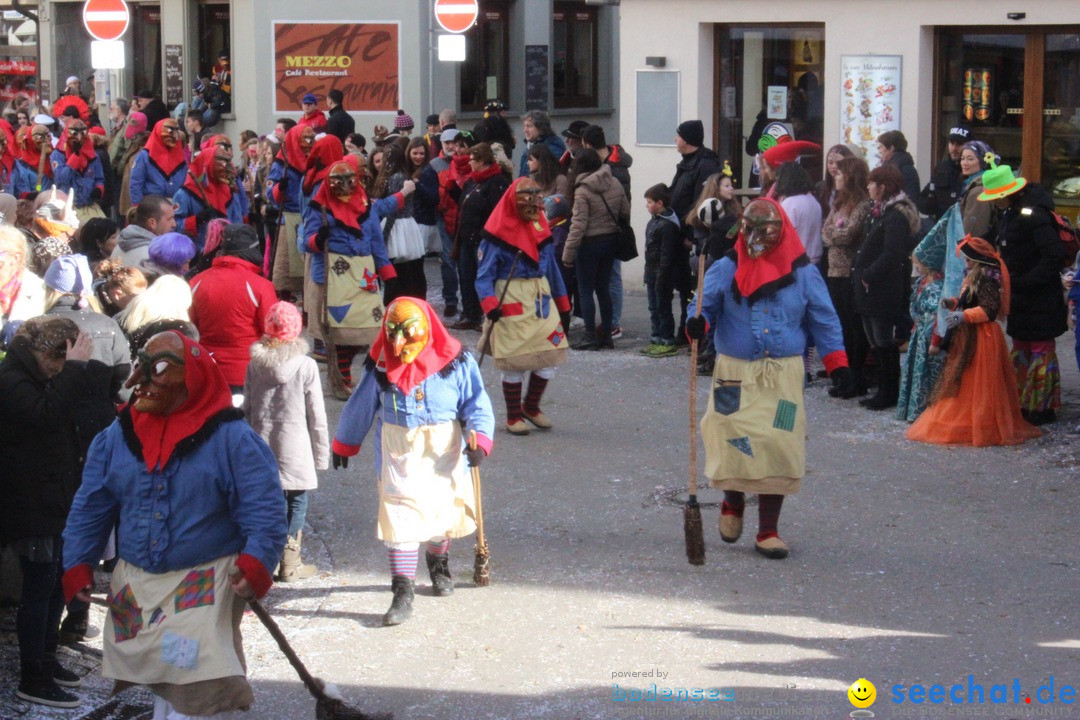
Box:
[103,556,245,687]
[377,421,476,543]
[700,354,805,495]
[480,276,568,372]
[271,211,304,292]
[75,204,106,225]
[322,252,383,345]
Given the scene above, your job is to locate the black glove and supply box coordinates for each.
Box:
[89,187,102,201]
[314,226,331,251]
[559,311,571,332]
[195,207,218,224]
[829,366,853,394]
[685,316,707,341]
[332,452,349,470]
[464,445,486,468]
[486,307,502,322]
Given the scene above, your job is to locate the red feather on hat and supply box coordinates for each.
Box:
[51,95,90,124]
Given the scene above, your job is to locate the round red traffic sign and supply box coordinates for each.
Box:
[83,0,130,42]
[434,0,478,34]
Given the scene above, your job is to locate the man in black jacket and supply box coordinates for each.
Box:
[918,124,970,221]
[669,120,721,237]
[324,89,355,144]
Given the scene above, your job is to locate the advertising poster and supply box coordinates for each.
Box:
[840,55,901,168]
[274,22,399,113]
[0,59,38,106]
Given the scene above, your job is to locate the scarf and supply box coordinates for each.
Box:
[279,125,309,172]
[733,197,808,301]
[482,176,549,264]
[182,137,232,215]
[368,297,462,393]
[60,130,98,174]
[129,331,233,471]
[303,136,344,195]
[313,174,370,231]
[144,119,186,176]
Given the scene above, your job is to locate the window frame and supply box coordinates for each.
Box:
[458,1,510,114]
[553,2,599,110]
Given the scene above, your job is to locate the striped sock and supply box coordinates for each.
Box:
[388,548,419,579]
[502,382,523,424]
[756,494,785,541]
[426,539,451,556]
[524,374,549,415]
[336,345,359,385]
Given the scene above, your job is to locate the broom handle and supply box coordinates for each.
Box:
[468,430,486,548]
[689,253,706,497]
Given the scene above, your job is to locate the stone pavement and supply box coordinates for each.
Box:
[4,259,1080,720]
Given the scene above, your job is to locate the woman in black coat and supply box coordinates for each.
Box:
[852,164,921,410]
[0,316,93,708]
[451,142,511,331]
[988,180,1067,424]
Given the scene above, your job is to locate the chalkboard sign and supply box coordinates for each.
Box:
[636,70,679,146]
[525,45,548,111]
[165,44,183,107]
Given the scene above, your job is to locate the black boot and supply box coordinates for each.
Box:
[17,660,80,709]
[382,575,415,626]
[860,348,899,410]
[829,368,868,398]
[425,552,454,597]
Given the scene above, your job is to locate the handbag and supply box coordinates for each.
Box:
[599,192,638,262]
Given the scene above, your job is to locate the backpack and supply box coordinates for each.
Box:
[1052,212,1080,269]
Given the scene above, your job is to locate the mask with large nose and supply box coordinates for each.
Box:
[384,299,430,365]
[740,199,784,259]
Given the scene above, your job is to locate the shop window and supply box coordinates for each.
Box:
[131,5,161,97]
[0,8,38,110]
[713,25,825,189]
[1042,33,1080,217]
[196,2,230,114]
[553,3,597,109]
[460,2,509,113]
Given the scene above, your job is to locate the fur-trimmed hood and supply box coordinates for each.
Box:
[248,337,310,385]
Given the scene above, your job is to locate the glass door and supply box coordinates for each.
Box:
[131,4,161,97]
[1042,33,1080,218]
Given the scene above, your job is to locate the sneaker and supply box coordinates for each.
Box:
[16,677,80,709]
[450,318,483,332]
[443,304,458,318]
[647,344,679,358]
[570,316,585,329]
[638,343,663,355]
[610,326,623,340]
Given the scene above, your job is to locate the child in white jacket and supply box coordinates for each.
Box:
[243,301,329,580]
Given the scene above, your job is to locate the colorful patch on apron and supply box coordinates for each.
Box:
[534,293,551,318]
[713,382,741,416]
[773,399,797,432]
[728,437,753,457]
[331,256,350,276]
[162,631,199,670]
[548,327,565,346]
[107,583,144,643]
[174,568,215,613]
[359,267,379,293]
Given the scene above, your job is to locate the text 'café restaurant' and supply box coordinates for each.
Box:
[617,0,1080,226]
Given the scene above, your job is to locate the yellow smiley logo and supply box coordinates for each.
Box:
[848,678,876,708]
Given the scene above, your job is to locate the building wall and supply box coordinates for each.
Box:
[617,0,1080,287]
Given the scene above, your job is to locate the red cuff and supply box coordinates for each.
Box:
[474,433,493,456]
[235,553,273,599]
[377,264,397,281]
[480,296,499,314]
[94,184,104,194]
[393,193,405,210]
[306,234,320,253]
[332,438,360,457]
[554,296,571,313]
[62,564,93,605]
[184,215,197,234]
[822,349,849,374]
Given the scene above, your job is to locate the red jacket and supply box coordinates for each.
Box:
[297,111,327,132]
[438,153,472,238]
[189,256,277,386]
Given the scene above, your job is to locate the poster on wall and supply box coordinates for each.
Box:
[0,59,38,106]
[840,55,901,168]
[273,22,399,113]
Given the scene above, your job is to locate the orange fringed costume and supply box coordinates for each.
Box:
[907,235,1040,447]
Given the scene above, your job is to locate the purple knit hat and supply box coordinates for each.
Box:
[148,232,197,273]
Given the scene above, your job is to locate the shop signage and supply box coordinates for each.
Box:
[274,22,399,113]
[840,55,902,168]
[434,0,479,34]
[83,0,130,42]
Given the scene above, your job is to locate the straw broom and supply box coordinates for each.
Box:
[468,430,491,586]
[684,254,707,566]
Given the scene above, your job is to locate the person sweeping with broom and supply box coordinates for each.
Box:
[685,197,851,559]
[331,297,495,626]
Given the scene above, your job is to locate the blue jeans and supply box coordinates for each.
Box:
[285,490,309,538]
[457,238,482,322]
[575,235,617,334]
[17,538,64,663]
[609,260,623,327]
[645,275,676,343]
[438,217,458,306]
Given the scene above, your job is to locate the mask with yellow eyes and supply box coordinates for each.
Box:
[384,299,430,364]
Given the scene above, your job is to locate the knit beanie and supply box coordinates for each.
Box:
[45,253,94,299]
[221,223,263,267]
[676,120,704,147]
[148,232,197,273]
[394,109,414,131]
[543,194,570,224]
[125,111,147,140]
[264,301,303,342]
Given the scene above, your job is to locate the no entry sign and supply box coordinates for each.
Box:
[83,0,130,42]
[434,0,478,34]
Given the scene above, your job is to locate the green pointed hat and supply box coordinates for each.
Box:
[977,153,1026,201]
